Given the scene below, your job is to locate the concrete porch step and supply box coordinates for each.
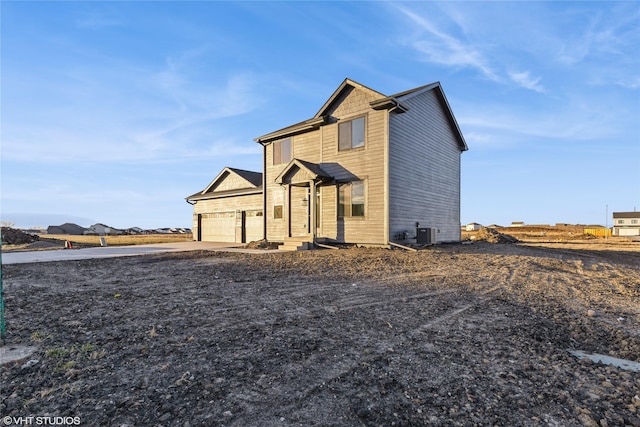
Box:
[279,238,313,251]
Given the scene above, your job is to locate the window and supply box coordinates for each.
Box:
[273,138,292,165]
[271,188,284,219]
[338,181,365,217]
[273,189,284,219]
[632,219,638,224]
[338,116,365,151]
[617,219,625,224]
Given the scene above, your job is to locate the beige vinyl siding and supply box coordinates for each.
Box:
[191,194,262,218]
[388,89,462,242]
[208,171,252,192]
[293,131,321,163]
[265,144,286,241]
[265,86,388,244]
[317,185,335,239]
[318,88,388,245]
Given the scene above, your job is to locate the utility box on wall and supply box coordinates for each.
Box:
[416,227,437,245]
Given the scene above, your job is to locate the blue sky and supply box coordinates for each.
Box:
[1,1,639,230]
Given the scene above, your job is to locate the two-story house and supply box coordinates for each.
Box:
[187,78,468,249]
[612,211,640,236]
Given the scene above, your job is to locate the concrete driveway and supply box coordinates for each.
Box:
[2,241,277,264]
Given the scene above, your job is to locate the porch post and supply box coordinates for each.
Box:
[310,180,317,242]
[285,184,291,238]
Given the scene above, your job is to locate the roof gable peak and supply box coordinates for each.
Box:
[202,167,262,194]
[314,78,386,119]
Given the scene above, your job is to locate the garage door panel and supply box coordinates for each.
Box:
[619,228,640,236]
[201,212,236,242]
[245,210,263,242]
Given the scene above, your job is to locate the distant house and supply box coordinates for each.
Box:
[612,212,640,236]
[89,223,123,236]
[125,227,146,235]
[46,223,88,235]
[465,222,482,231]
[187,78,468,248]
[510,221,525,227]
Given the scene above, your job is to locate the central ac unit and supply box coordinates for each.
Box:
[416,227,437,245]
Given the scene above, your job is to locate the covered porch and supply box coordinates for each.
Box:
[274,159,334,247]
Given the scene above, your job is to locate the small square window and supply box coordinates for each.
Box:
[274,205,283,219]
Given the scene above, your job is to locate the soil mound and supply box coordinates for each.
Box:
[1,227,40,245]
[244,239,279,250]
[475,227,519,244]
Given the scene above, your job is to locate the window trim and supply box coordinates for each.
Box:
[338,115,366,151]
[273,138,292,165]
[273,205,283,219]
[338,180,366,218]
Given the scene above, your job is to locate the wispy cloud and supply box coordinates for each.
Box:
[75,9,122,29]
[558,7,639,65]
[392,4,545,93]
[508,71,544,93]
[2,40,264,165]
[394,5,500,82]
[457,101,622,148]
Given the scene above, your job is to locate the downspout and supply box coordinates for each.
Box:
[383,107,390,246]
[262,142,267,241]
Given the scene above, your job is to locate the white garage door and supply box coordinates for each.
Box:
[245,210,263,242]
[619,228,640,236]
[200,212,236,242]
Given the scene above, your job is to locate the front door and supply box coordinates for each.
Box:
[289,185,310,237]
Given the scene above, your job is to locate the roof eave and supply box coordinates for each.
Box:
[369,97,409,114]
[186,187,263,202]
[254,116,327,144]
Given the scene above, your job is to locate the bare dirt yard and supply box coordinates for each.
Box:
[1,239,639,426]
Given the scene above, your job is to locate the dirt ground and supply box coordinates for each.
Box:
[1,240,639,426]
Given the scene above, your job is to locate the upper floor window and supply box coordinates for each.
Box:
[338,180,365,218]
[617,219,625,224]
[338,116,365,151]
[273,138,292,165]
[632,219,638,224]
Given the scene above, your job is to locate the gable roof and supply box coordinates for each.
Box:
[254,78,467,151]
[186,167,262,202]
[313,78,387,118]
[227,167,263,187]
[274,158,333,185]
